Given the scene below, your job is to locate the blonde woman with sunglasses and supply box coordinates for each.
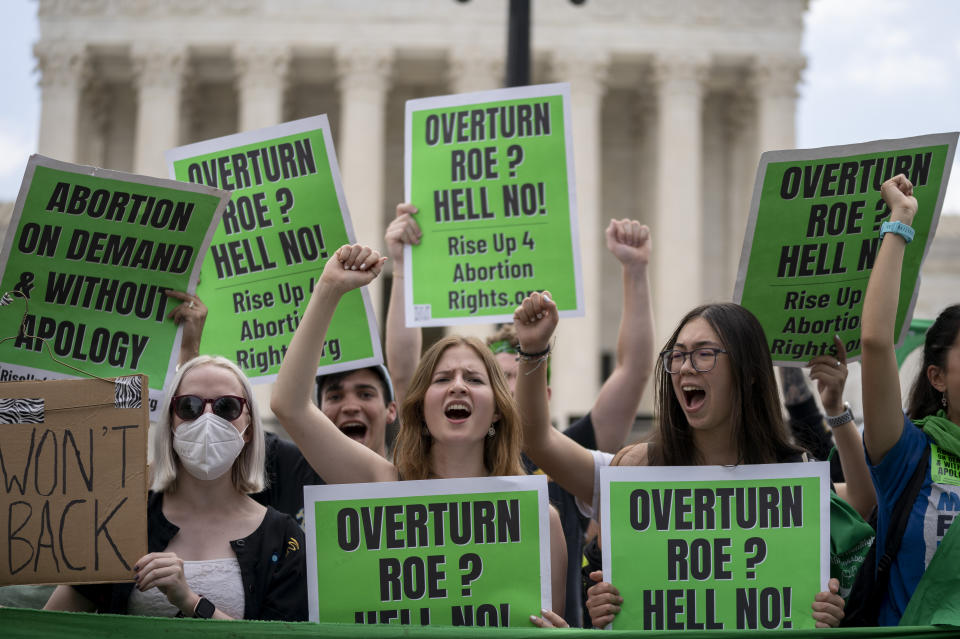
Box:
[45,356,307,621]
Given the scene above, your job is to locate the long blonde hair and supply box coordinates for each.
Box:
[151,355,266,494]
[394,336,524,480]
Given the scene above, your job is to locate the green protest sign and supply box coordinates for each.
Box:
[601,463,829,631]
[404,83,583,326]
[735,133,958,365]
[166,116,382,381]
[0,155,228,416]
[304,476,551,626]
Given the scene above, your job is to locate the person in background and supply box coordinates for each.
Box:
[860,173,960,625]
[168,290,396,526]
[385,204,655,626]
[780,336,876,519]
[514,294,846,628]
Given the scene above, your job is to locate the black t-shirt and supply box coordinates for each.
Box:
[251,432,325,527]
[522,413,596,627]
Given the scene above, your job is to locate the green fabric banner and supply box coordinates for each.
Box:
[0,155,228,416]
[166,116,382,382]
[403,84,583,327]
[304,476,551,627]
[601,463,829,631]
[734,133,957,366]
[3,607,958,638]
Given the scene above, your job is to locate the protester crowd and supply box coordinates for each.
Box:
[0,174,949,628]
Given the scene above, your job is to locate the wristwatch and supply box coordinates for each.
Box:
[193,596,216,619]
[826,403,854,428]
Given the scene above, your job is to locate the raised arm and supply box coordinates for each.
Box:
[591,219,655,453]
[165,290,206,365]
[809,336,876,519]
[861,175,918,463]
[384,203,423,406]
[271,244,396,484]
[514,291,596,505]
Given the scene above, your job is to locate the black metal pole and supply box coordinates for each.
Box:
[505,0,531,87]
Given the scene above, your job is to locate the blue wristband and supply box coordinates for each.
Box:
[880,220,915,244]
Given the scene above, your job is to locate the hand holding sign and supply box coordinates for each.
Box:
[811,578,844,628]
[880,174,918,225]
[320,244,387,296]
[512,291,557,354]
[385,204,422,268]
[586,570,623,628]
[165,289,207,364]
[807,335,848,416]
[529,608,570,628]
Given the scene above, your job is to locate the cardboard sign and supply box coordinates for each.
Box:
[601,463,830,631]
[404,83,583,326]
[0,155,229,417]
[304,476,551,626]
[734,133,957,365]
[166,116,383,383]
[0,375,148,586]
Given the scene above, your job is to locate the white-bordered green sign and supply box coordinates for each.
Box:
[403,83,583,326]
[601,463,830,631]
[166,116,382,382]
[304,475,551,627]
[0,155,228,416]
[735,133,957,366]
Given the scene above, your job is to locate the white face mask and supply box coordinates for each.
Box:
[173,412,248,481]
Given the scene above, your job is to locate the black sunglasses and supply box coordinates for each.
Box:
[171,395,247,421]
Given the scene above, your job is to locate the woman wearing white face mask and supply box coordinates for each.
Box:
[45,356,307,621]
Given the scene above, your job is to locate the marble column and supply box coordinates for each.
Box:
[447,46,504,94]
[35,41,89,163]
[336,46,393,321]
[235,45,290,132]
[132,44,187,178]
[752,56,804,156]
[549,50,609,425]
[653,54,708,345]
[724,92,757,287]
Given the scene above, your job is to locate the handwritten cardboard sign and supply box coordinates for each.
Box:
[0,375,148,585]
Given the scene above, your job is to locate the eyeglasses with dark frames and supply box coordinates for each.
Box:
[660,348,728,374]
[171,395,247,421]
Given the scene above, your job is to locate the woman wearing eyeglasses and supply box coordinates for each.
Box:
[44,355,307,621]
[513,294,845,628]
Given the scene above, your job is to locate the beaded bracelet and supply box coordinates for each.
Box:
[518,342,552,375]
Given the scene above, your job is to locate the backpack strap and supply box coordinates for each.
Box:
[877,445,930,576]
[870,445,931,612]
[841,444,931,626]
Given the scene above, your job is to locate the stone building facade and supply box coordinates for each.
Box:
[33,0,814,424]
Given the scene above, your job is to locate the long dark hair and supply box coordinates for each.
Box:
[647,303,801,466]
[907,304,960,419]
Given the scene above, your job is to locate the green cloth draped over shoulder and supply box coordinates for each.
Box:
[915,410,960,459]
[830,491,875,599]
[898,411,960,626]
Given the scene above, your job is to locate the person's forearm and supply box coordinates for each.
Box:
[860,196,912,461]
[861,235,906,353]
[272,280,342,424]
[385,271,421,407]
[592,262,654,453]
[515,343,553,455]
[832,422,876,519]
[616,263,654,371]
